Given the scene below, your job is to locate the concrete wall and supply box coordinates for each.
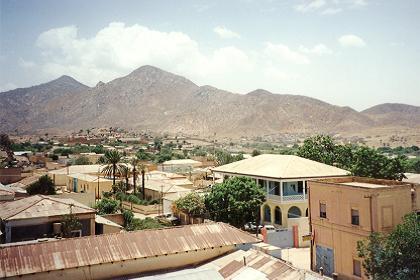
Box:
[50,192,96,208]
[309,180,414,279]
[0,167,22,184]
[8,245,235,280]
[287,217,310,248]
[65,176,113,198]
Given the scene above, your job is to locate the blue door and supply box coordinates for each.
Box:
[316,245,334,276]
[73,178,78,192]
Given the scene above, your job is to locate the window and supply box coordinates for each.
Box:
[274,181,280,196]
[351,209,359,225]
[258,179,265,189]
[320,202,327,218]
[353,259,361,277]
[298,181,303,193]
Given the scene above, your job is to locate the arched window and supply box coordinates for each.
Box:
[305,208,309,217]
[288,206,302,218]
[274,207,282,225]
[264,205,271,222]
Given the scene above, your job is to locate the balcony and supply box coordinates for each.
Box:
[267,193,307,203]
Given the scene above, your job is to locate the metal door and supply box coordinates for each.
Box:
[316,245,334,276]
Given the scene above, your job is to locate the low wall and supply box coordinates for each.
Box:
[288,217,310,248]
[51,192,96,208]
[122,201,160,215]
[101,214,124,226]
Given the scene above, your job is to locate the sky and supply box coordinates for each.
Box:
[0,0,419,110]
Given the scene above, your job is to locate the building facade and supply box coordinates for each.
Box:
[212,154,349,228]
[308,177,418,279]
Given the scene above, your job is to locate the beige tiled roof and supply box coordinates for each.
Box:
[0,222,260,278]
[0,195,95,221]
[212,154,349,179]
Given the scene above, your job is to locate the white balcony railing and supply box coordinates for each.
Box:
[267,193,307,203]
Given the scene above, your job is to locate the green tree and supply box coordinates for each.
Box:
[205,176,266,228]
[252,149,261,157]
[0,133,16,167]
[357,213,420,280]
[406,158,420,173]
[297,135,337,166]
[74,155,91,165]
[101,150,124,186]
[351,147,406,180]
[156,147,173,163]
[95,198,119,215]
[61,205,82,237]
[92,145,105,154]
[174,192,206,217]
[27,175,56,195]
[215,150,244,166]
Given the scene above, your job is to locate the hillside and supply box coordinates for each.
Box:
[361,103,420,127]
[1,65,419,138]
[0,75,89,132]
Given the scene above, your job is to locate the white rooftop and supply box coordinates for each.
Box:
[212,154,349,179]
[162,159,202,166]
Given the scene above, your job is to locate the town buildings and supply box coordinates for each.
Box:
[212,154,349,228]
[0,195,96,243]
[308,177,419,279]
[0,222,260,279]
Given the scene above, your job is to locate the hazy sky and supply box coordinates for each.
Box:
[1,0,419,110]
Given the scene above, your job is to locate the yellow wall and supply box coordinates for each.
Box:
[66,176,113,198]
[309,180,414,279]
[261,199,308,228]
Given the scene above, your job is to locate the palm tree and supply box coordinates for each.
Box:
[131,158,139,195]
[101,150,124,187]
[119,165,130,193]
[139,163,147,199]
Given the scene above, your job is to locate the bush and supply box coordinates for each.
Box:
[27,175,56,195]
[95,198,119,215]
[116,192,158,205]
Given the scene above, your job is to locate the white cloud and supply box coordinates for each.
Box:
[34,22,306,93]
[295,0,326,13]
[295,0,367,15]
[338,34,366,47]
[299,44,333,55]
[213,26,240,39]
[321,7,342,15]
[18,58,36,69]
[264,42,310,64]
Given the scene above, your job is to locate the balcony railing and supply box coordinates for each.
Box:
[267,193,307,203]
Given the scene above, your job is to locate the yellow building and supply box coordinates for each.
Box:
[66,173,113,199]
[212,154,349,228]
[308,177,418,279]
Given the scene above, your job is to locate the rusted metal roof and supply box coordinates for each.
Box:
[0,222,260,278]
[0,195,95,221]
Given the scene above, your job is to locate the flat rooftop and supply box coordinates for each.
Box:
[340,182,390,189]
[311,176,412,190]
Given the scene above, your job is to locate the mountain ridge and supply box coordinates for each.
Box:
[1,65,419,137]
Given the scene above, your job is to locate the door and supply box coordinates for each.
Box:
[316,245,334,276]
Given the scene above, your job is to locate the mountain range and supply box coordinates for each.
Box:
[1,65,419,138]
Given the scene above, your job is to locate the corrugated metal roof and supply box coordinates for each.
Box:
[0,222,260,278]
[0,195,95,221]
[212,154,349,179]
[202,249,326,280]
